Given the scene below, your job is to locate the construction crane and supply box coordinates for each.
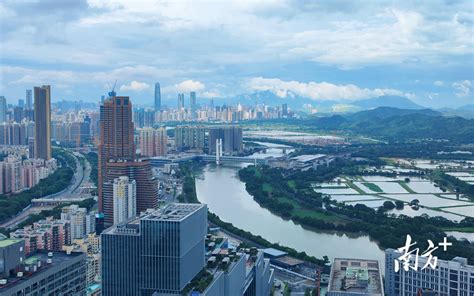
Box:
[108,80,117,97]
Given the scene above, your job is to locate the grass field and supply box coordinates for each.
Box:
[275,196,345,224]
[361,182,383,193]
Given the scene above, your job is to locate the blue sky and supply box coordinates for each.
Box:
[0,0,473,108]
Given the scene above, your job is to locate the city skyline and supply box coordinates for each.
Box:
[0,1,473,108]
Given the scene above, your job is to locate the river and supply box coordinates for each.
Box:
[195,143,386,269]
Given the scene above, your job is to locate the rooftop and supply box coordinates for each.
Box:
[103,203,206,236]
[328,258,383,296]
[291,154,326,163]
[0,251,85,292]
[141,203,205,222]
[263,248,288,258]
[0,238,22,248]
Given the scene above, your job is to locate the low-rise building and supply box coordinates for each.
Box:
[327,258,384,296]
[10,217,71,254]
[0,238,87,295]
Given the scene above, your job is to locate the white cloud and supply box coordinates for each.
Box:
[248,77,411,101]
[119,81,150,92]
[201,90,220,98]
[434,81,444,87]
[165,80,205,93]
[452,80,472,97]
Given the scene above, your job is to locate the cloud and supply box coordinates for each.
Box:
[165,80,205,93]
[434,81,444,87]
[248,77,412,101]
[119,81,150,92]
[201,90,221,98]
[452,80,472,97]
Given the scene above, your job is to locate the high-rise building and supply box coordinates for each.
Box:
[18,99,24,108]
[133,107,145,128]
[34,85,52,160]
[26,89,32,110]
[154,82,161,112]
[208,125,243,155]
[282,103,288,116]
[112,176,136,225]
[13,106,24,123]
[174,125,206,152]
[102,160,157,226]
[144,109,155,127]
[385,248,473,296]
[138,127,167,157]
[0,96,6,123]
[178,93,185,110]
[190,91,197,120]
[101,203,207,295]
[98,96,135,215]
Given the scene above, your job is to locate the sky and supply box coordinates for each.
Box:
[0,0,473,108]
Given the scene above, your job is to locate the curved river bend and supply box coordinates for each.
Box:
[195,145,386,268]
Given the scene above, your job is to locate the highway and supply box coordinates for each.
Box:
[0,151,92,230]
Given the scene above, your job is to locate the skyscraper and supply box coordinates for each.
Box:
[25,89,32,110]
[190,91,197,119]
[154,82,161,111]
[112,176,136,225]
[0,96,6,123]
[98,96,136,215]
[101,203,207,295]
[99,95,158,226]
[177,93,184,110]
[34,85,51,160]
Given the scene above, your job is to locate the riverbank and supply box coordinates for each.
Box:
[238,165,474,264]
[179,164,327,265]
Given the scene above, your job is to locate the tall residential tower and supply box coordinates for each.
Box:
[34,85,51,160]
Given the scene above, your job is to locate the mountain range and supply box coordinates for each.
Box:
[304,107,474,143]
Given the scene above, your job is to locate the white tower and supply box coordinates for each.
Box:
[216,138,223,165]
[113,176,137,225]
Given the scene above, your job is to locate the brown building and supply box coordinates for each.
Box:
[98,96,157,226]
[34,85,51,160]
[102,160,157,225]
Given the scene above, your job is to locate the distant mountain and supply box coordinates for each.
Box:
[438,105,474,119]
[352,96,424,110]
[305,107,474,143]
[347,107,441,121]
[458,104,474,111]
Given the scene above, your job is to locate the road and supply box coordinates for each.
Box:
[0,151,92,230]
